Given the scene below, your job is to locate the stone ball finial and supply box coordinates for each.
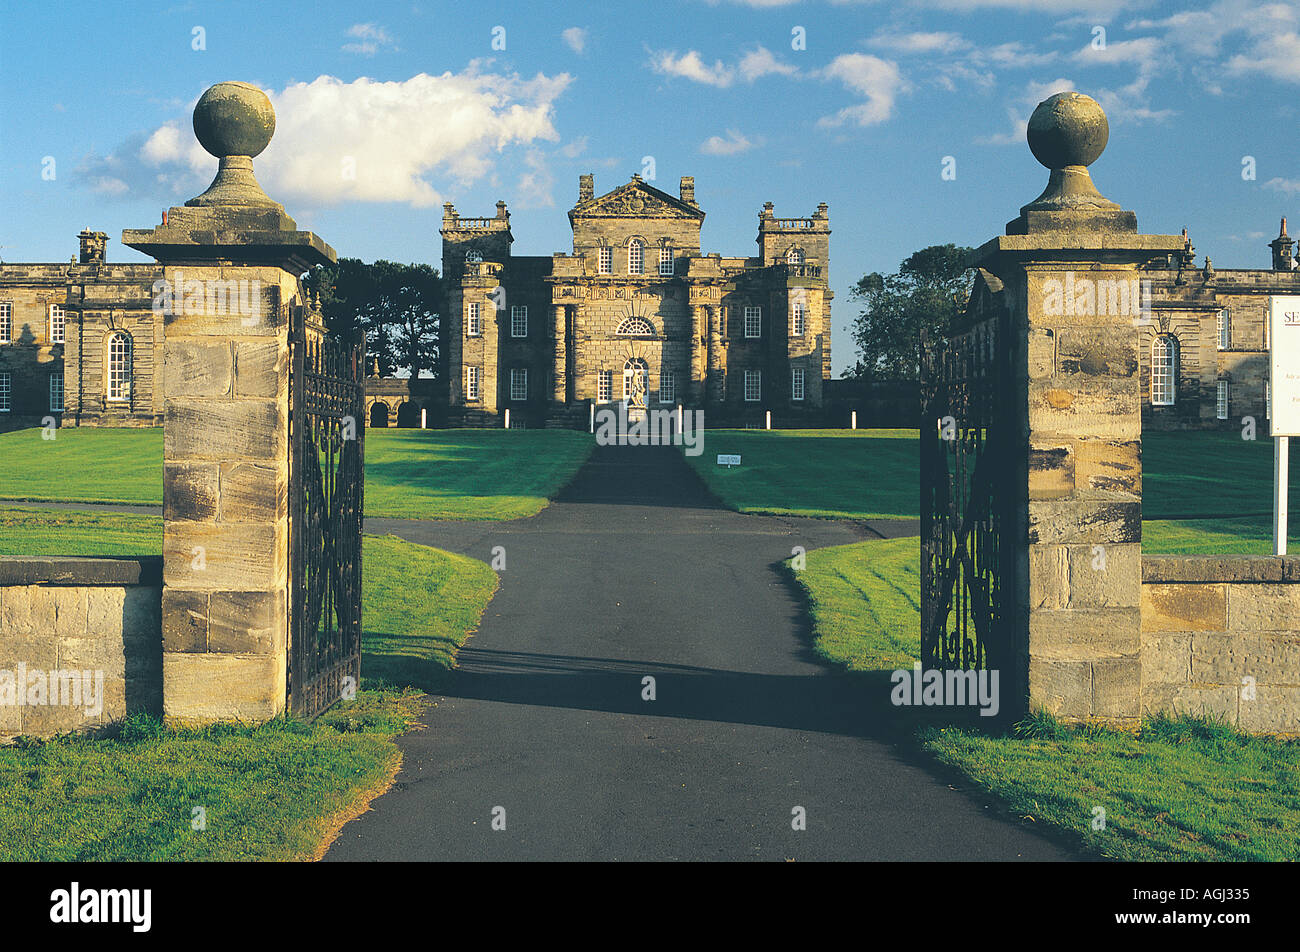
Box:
[193,81,275,159]
[1026,92,1108,171]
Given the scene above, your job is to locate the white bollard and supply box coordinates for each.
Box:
[765,410,771,430]
[421,407,427,429]
[504,408,510,429]
[589,402,595,434]
[851,410,857,430]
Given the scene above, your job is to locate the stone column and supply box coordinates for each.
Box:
[552,304,567,405]
[690,304,707,406]
[123,82,336,724]
[708,306,724,404]
[972,93,1182,723]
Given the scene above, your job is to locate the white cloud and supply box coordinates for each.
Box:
[1226,29,1300,82]
[560,135,589,159]
[515,149,555,209]
[817,54,905,127]
[977,77,1075,145]
[79,68,572,208]
[869,31,969,55]
[701,129,754,156]
[649,50,735,87]
[738,46,798,81]
[1265,177,1300,197]
[342,23,395,56]
[562,27,588,55]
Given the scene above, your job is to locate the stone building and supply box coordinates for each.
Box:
[442,174,832,427]
[1139,219,1300,429]
[0,229,161,431]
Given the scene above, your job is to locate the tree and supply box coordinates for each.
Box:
[848,244,975,381]
[303,259,443,378]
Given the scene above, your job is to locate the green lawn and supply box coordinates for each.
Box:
[0,426,594,521]
[0,528,498,861]
[790,536,1300,861]
[0,506,162,556]
[686,429,919,520]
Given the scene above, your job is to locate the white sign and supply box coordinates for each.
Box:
[1269,296,1300,436]
[717,454,741,467]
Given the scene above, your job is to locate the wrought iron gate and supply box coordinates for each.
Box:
[288,304,365,719]
[920,309,1013,674]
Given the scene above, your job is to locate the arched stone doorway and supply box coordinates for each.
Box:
[396,401,420,428]
[370,401,390,428]
[623,357,649,422]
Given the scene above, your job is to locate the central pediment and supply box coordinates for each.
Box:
[571,178,705,221]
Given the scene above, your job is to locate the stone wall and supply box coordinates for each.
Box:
[0,557,162,740]
[1142,555,1300,733]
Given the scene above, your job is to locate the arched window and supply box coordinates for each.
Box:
[465,249,483,263]
[786,248,804,265]
[107,332,132,402]
[615,317,654,336]
[628,239,644,275]
[1151,335,1178,406]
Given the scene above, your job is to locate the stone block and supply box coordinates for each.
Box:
[20,676,125,735]
[0,585,82,636]
[1238,685,1300,734]
[1028,545,1068,610]
[163,523,282,590]
[232,340,287,399]
[1028,377,1141,441]
[1141,682,1239,725]
[1191,631,1300,684]
[1028,498,1140,545]
[1074,439,1140,494]
[1066,542,1140,608]
[1226,583,1300,631]
[1029,657,1092,717]
[1141,631,1191,684]
[164,462,219,522]
[161,589,207,652]
[1029,607,1141,659]
[219,461,285,523]
[1141,582,1226,632]
[164,341,233,398]
[0,635,58,670]
[164,399,284,461]
[1091,657,1141,718]
[85,587,127,639]
[1029,443,1074,499]
[1054,326,1138,378]
[207,590,285,655]
[162,651,286,723]
[1144,555,1283,584]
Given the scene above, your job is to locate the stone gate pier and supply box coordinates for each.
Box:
[124,82,336,724]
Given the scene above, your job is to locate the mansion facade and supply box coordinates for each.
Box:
[441,173,833,427]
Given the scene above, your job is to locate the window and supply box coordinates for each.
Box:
[744,369,761,402]
[49,372,64,412]
[467,302,481,336]
[659,245,674,276]
[598,370,613,403]
[616,317,654,336]
[510,368,528,402]
[787,248,804,265]
[598,246,612,275]
[466,365,481,401]
[791,367,805,402]
[511,305,528,338]
[107,332,132,402]
[659,370,676,404]
[0,372,9,412]
[0,303,10,343]
[465,249,483,263]
[1217,380,1230,420]
[792,301,807,337]
[744,306,762,339]
[628,240,644,275]
[1217,308,1231,350]
[1151,335,1178,406]
[49,305,65,344]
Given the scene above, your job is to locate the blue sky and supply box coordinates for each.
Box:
[2,0,1298,374]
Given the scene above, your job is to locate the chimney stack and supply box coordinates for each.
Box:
[679,176,695,205]
[1271,216,1294,272]
[78,227,108,264]
[579,173,594,203]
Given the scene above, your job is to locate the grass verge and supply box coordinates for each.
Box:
[790,536,1300,861]
[0,529,497,860]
